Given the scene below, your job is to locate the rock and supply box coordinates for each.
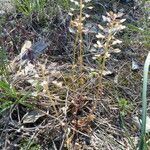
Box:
[0,0,15,13]
[22,110,46,124]
[0,10,5,16]
[132,59,140,71]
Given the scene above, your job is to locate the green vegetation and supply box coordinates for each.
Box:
[0,0,150,149]
[139,52,150,150]
[13,0,47,16]
[118,98,133,117]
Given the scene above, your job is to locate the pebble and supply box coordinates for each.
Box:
[0,10,5,16]
[0,0,15,13]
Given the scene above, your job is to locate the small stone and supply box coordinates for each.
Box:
[0,10,5,16]
[132,59,140,71]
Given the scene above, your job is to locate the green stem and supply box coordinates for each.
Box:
[139,52,150,150]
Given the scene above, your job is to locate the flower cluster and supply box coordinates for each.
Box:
[93,11,126,59]
[69,0,93,32]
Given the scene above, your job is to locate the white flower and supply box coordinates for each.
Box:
[87,6,93,9]
[84,0,91,2]
[112,39,122,45]
[85,14,90,18]
[102,15,111,22]
[96,33,105,39]
[52,80,63,88]
[40,80,48,87]
[70,0,79,6]
[96,41,103,48]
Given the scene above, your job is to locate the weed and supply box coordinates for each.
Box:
[69,0,92,71]
[13,0,47,18]
[40,63,58,116]
[20,139,41,150]
[58,0,70,10]
[0,79,32,114]
[93,11,126,111]
[118,98,133,117]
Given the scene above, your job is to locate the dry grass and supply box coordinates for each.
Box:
[0,0,150,149]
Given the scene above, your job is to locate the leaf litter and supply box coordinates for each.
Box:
[0,1,150,149]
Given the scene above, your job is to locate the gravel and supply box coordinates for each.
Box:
[0,0,15,13]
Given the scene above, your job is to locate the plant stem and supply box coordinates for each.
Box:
[139,52,150,150]
[78,0,83,72]
[93,34,112,113]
